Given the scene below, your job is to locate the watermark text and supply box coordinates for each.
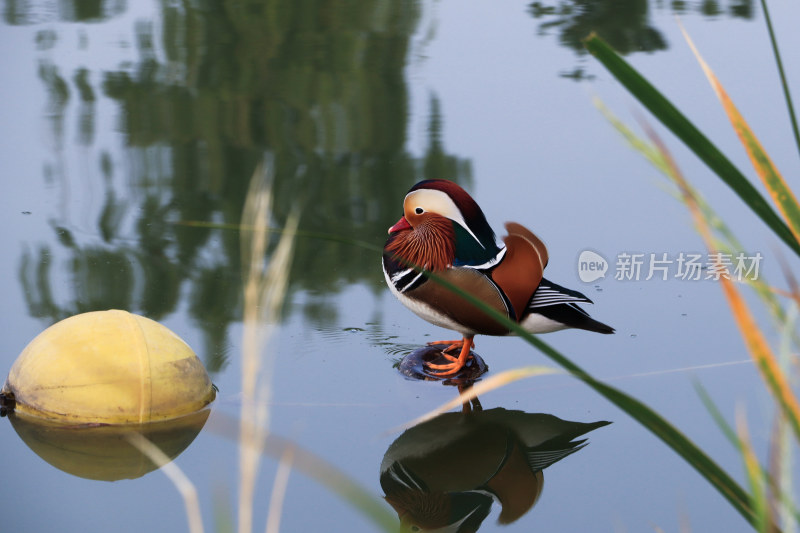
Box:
[578,251,762,282]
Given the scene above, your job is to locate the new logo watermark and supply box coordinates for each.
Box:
[577,250,608,283]
[577,250,762,282]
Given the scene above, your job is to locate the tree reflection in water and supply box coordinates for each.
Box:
[527,0,753,79]
[13,0,471,373]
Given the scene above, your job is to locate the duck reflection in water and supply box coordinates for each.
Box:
[380,407,610,531]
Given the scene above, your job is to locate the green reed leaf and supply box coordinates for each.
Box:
[696,381,800,528]
[597,99,797,346]
[737,411,773,532]
[759,0,800,160]
[583,33,800,259]
[681,26,800,250]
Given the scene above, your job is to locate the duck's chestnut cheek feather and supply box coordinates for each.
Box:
[388,216,412,234]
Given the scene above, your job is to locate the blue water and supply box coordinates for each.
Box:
[2,0,798,531]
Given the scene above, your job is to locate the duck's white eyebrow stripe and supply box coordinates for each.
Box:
[405,189,485,249]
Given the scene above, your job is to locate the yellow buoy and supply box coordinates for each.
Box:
[2,310,216,424]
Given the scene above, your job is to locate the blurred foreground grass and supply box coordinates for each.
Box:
[585,19,800,531]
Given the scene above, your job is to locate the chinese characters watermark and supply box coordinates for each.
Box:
[578,250,762,282]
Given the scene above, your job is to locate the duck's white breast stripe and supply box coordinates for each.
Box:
[399,270,424,293]
[389,267,426,293]
[390,268,413,284]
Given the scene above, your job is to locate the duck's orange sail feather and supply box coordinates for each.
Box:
[490,223,549,322]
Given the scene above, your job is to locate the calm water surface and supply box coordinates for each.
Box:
[2,0,799,531]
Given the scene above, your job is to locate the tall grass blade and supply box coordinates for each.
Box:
[213,485,235,533]
[265,447,294,533]
[695,381,738,449]
[717,274,800,443]
[394,366,558,432]
[771,413,798,533]
[758,0,800,160]
[209,413,397,531]
[696,382,800,527]
[600,98,800,365]
[239,164,272,533]
[583,33,800,258]
[594,98,671,175]
[774,304,799,532]
[239,163,299,533]
[128,433,204,533]
[737,410,773,532]
[238,165,271,533]
[638,123,800,446]
[680,26,800,248]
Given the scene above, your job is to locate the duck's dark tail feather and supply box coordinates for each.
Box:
[529,279,614,334]
[536,302,615,334]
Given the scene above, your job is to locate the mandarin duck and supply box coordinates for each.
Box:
[383,179,614,376]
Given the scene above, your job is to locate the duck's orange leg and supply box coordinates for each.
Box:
[427,338,475,362]
[426,335,475,376]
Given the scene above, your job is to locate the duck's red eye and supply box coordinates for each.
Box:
[415,207,424,215]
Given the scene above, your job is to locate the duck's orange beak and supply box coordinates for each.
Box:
[388,216,411,234]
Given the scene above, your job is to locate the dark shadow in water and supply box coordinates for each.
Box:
[4,408,211,481]
[527,0,754,79]
[380,407,610,530]
[4,0,128,25]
